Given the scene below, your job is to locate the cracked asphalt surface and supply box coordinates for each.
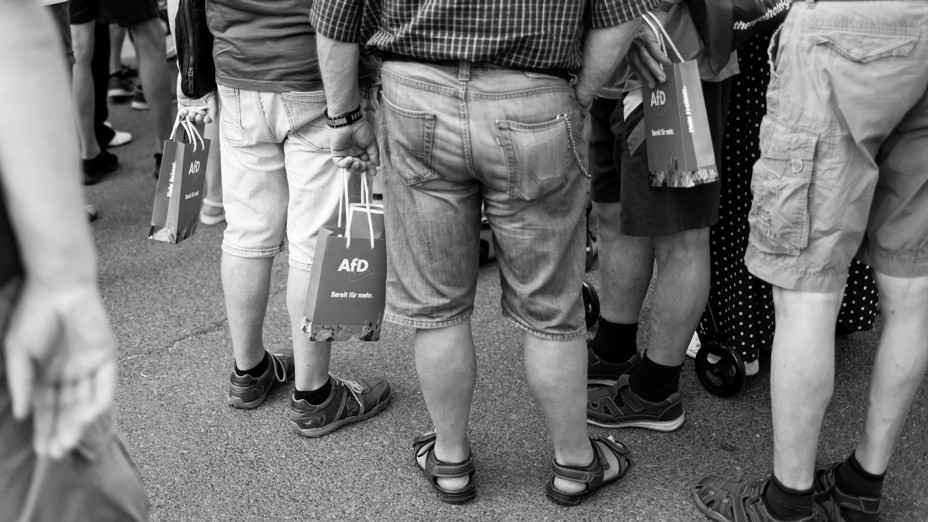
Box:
[86,103,928,521]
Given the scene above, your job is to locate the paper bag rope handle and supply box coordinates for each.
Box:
[169,110,207,152]
[336,169,377,250]
[642,12,684,64]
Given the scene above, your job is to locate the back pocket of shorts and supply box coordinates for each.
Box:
[811,26,918,63]
[497,111,577,201]
[381,93,437,185]
[748,118,818,256]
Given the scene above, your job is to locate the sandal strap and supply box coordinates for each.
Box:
[813,462,839,501]
[426,449,475,480]
[550,436,630,487]
[413,432,475,481]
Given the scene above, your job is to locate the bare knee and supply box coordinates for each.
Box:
[653,227,709,266]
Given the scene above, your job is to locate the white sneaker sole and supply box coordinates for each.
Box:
[587,413,685,432]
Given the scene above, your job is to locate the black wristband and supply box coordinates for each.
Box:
[325,106,363,128]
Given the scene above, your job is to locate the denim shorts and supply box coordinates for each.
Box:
[379,60,588,341]
[745,2,928,292]
[218,86,377,272]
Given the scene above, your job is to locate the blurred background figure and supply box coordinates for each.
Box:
[0,2,149,520]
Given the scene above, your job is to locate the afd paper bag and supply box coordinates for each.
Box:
[303,226,387,341]
[149,120,209,243]
[640,14,719,188]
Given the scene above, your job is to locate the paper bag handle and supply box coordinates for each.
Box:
[336,169,377,250]
[169,111,207,152]
[643,12,684,64]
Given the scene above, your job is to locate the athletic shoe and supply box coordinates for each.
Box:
[587,344,640,386]
[693,475,814,522]
[107,69,134,99]
[82,150,118,185]
[587,373,685,431]
[686,331,701,359]
[131,86,149,110]
[199,199,225,226]
[227,350,295,409]
[103,122,133,148]
[290,375,392,438]
[813,462,881,522]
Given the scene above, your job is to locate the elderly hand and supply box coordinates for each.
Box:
[3,281,117,459]
[177,89,218,125]
[329,119,380,177]
[629,14,673,89]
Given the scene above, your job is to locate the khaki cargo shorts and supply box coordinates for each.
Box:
[745,1,928,292]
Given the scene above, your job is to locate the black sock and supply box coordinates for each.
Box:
[235,351,269,378]
[763,474,814,520]
[836,451,884,498]
[294,378,333,406]
[627,353,682,402]
[590,319,638,364]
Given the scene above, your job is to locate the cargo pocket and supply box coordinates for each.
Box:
[748,119,817,256]
[381,93,437,185]
[811,27,917,63]
[497,110,579,201]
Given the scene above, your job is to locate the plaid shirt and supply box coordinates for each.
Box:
[310,0,660,72]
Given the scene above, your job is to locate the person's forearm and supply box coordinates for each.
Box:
[574,19,641,108]
[0,1,97,285]
[317,34,362,116]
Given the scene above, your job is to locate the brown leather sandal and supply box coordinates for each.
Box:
[544,436,631,506]
[413,432,476,505]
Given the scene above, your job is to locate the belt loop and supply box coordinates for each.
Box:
[458,61,471,82]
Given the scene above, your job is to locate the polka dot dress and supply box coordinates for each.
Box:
[696,33,879,365]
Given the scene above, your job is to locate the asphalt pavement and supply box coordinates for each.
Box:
[87,102,928,521]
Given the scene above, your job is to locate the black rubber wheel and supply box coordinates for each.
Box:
[582,280,600,328]
[695,341,745,398]
[585,238,599,273]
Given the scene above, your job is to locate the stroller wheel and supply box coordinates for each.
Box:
[581,280,600,328]
[695,341,745,398]
[585,238,599,273]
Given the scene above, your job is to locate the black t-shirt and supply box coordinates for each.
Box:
[0,186,23,287]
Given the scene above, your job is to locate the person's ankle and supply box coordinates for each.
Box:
[836,450,885,498]
[763,474,813,520]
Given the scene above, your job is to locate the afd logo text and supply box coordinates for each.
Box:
[337,258,369,272]
[650,90,667,107]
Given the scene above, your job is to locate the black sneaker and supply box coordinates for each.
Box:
[588,343,640,386]
[131,86,149,110]
[107,69,134,100]
[82,150,119,185]
[227,351,295,409]
[290,375,391,438]
[587,373,685,431]
[813,462,881,522]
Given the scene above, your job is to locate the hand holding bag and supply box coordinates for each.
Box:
[149,115,210,244]
[640,12,719,188]
[303,173,387,342]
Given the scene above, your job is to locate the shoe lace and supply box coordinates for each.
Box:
[270,354,288,383]
[331,375,365,406]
